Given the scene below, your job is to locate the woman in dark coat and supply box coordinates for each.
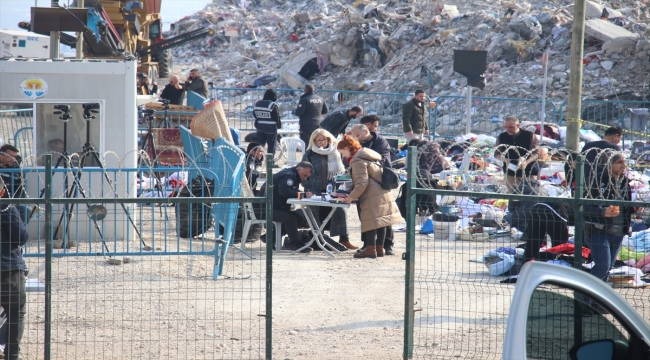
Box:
[245,143,264,195]
[301,129,356,249]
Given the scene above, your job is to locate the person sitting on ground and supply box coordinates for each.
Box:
[337,135,402,259]
[159,75,185,105]
[245,143,265,195]
[301,129,357,250]
[320,105,363,138]
[257,161,314,252]
[411,139,450,176]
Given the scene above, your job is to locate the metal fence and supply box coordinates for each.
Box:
[1,107,33,150]
[402,148,650,359]
[432,96,558,139]
[0,155,275,359]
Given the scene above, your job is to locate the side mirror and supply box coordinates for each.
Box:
[569,339,628,360]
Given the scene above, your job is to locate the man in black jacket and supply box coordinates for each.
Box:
[0,177,28,360]
[295,84,328,145]
[581,126,622,185]
[159,75,185,105]
[320,106,363,137]
[254,88,282,155]
[348,119,397,255]
[258,162,313,249]
[402,90,429,141]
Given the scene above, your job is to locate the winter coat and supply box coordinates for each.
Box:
[295,93,328,129]
[402,98,428,133]
[584,169,634,235]
[360,132,392,168]
[183,76,209,99]
[0,204,28,271]
[348,148,402,232]
[320,108,352,137]
[302,150,348,237]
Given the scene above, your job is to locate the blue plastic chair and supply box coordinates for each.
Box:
[186,91,208,111]
[179,127,246,279]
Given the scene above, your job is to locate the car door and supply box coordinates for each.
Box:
[503,262,650,360]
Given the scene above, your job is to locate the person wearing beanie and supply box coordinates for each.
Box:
[253,88,282,157]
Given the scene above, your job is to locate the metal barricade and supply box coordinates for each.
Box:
[316,89,409,137]
[0,108,33,147]
[432,96,558,139]
[210,87,302,132]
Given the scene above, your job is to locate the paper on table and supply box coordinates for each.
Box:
[305,194,334,201]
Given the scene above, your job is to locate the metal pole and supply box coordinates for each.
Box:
[566,0,587,151]
[49,0,60,59]
[264,153,273,360]
[75,0,84,59]
[465,85,472,135]
[540,50,549,144]
[44,155,52,360]
[573,155,585,344]
[403,147,417,360]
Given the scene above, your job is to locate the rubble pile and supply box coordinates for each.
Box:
[166,0,650,102]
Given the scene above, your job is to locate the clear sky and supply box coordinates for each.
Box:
[0,0,212,53]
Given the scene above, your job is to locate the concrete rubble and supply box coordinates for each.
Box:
[166,0,650,106]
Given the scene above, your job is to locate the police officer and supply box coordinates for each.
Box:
[258,161,314,249]
[295,84,328,146]
[254,88,282,156]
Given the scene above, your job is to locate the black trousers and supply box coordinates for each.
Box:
[256,131,277,155]
[523,204,569,261]
[272,208,307,245]
[355,205,394,248]
[299,125,319,147]
[364,226,387,247]
[0,270,25,360]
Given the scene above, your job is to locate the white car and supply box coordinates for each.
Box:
[504,262,650,360]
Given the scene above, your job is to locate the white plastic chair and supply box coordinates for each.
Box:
[241,202,283,252]
[279,137,305,167]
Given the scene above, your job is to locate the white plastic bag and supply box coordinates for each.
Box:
[482,250,515,276]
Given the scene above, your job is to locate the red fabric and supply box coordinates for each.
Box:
[546,243,591,258]
[533,124,561,140]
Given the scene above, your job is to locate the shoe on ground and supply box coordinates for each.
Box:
[384,247,396,256]
[356,246,367,254]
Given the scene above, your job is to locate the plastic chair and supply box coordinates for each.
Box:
[186,90,207,111]
[279,137,305,167]
[240,210,283,253]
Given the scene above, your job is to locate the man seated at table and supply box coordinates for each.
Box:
[257,161,314,252]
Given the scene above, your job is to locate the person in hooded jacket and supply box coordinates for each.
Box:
[254,88,282,156]
[337,135,402,259]
[295,84,328,146]
[583,151,635,283]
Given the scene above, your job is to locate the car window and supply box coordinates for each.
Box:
[525,284,629,360]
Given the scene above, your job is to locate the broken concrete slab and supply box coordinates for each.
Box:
[602,36,639,54]
[585,1,624,19]
[585,19,638,42]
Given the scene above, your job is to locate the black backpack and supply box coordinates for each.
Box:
[175,176,215,238]
[376,161,400,190]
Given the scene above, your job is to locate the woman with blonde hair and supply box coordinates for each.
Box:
[301,129,358,249]
[337,135,402,258]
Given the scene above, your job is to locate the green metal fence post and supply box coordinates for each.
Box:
[403,147,417,359]
[265,153,274,360]
[44,155,52,360]
[573,155,585,344]
[573,155,585,268]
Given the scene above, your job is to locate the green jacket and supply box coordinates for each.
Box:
[402,98,428,133]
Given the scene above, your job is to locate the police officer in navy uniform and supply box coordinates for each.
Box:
[258,161,314,249]
[295,84,328,146]
[254,88,282,156]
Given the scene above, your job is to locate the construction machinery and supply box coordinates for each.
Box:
[21,0,214,82]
